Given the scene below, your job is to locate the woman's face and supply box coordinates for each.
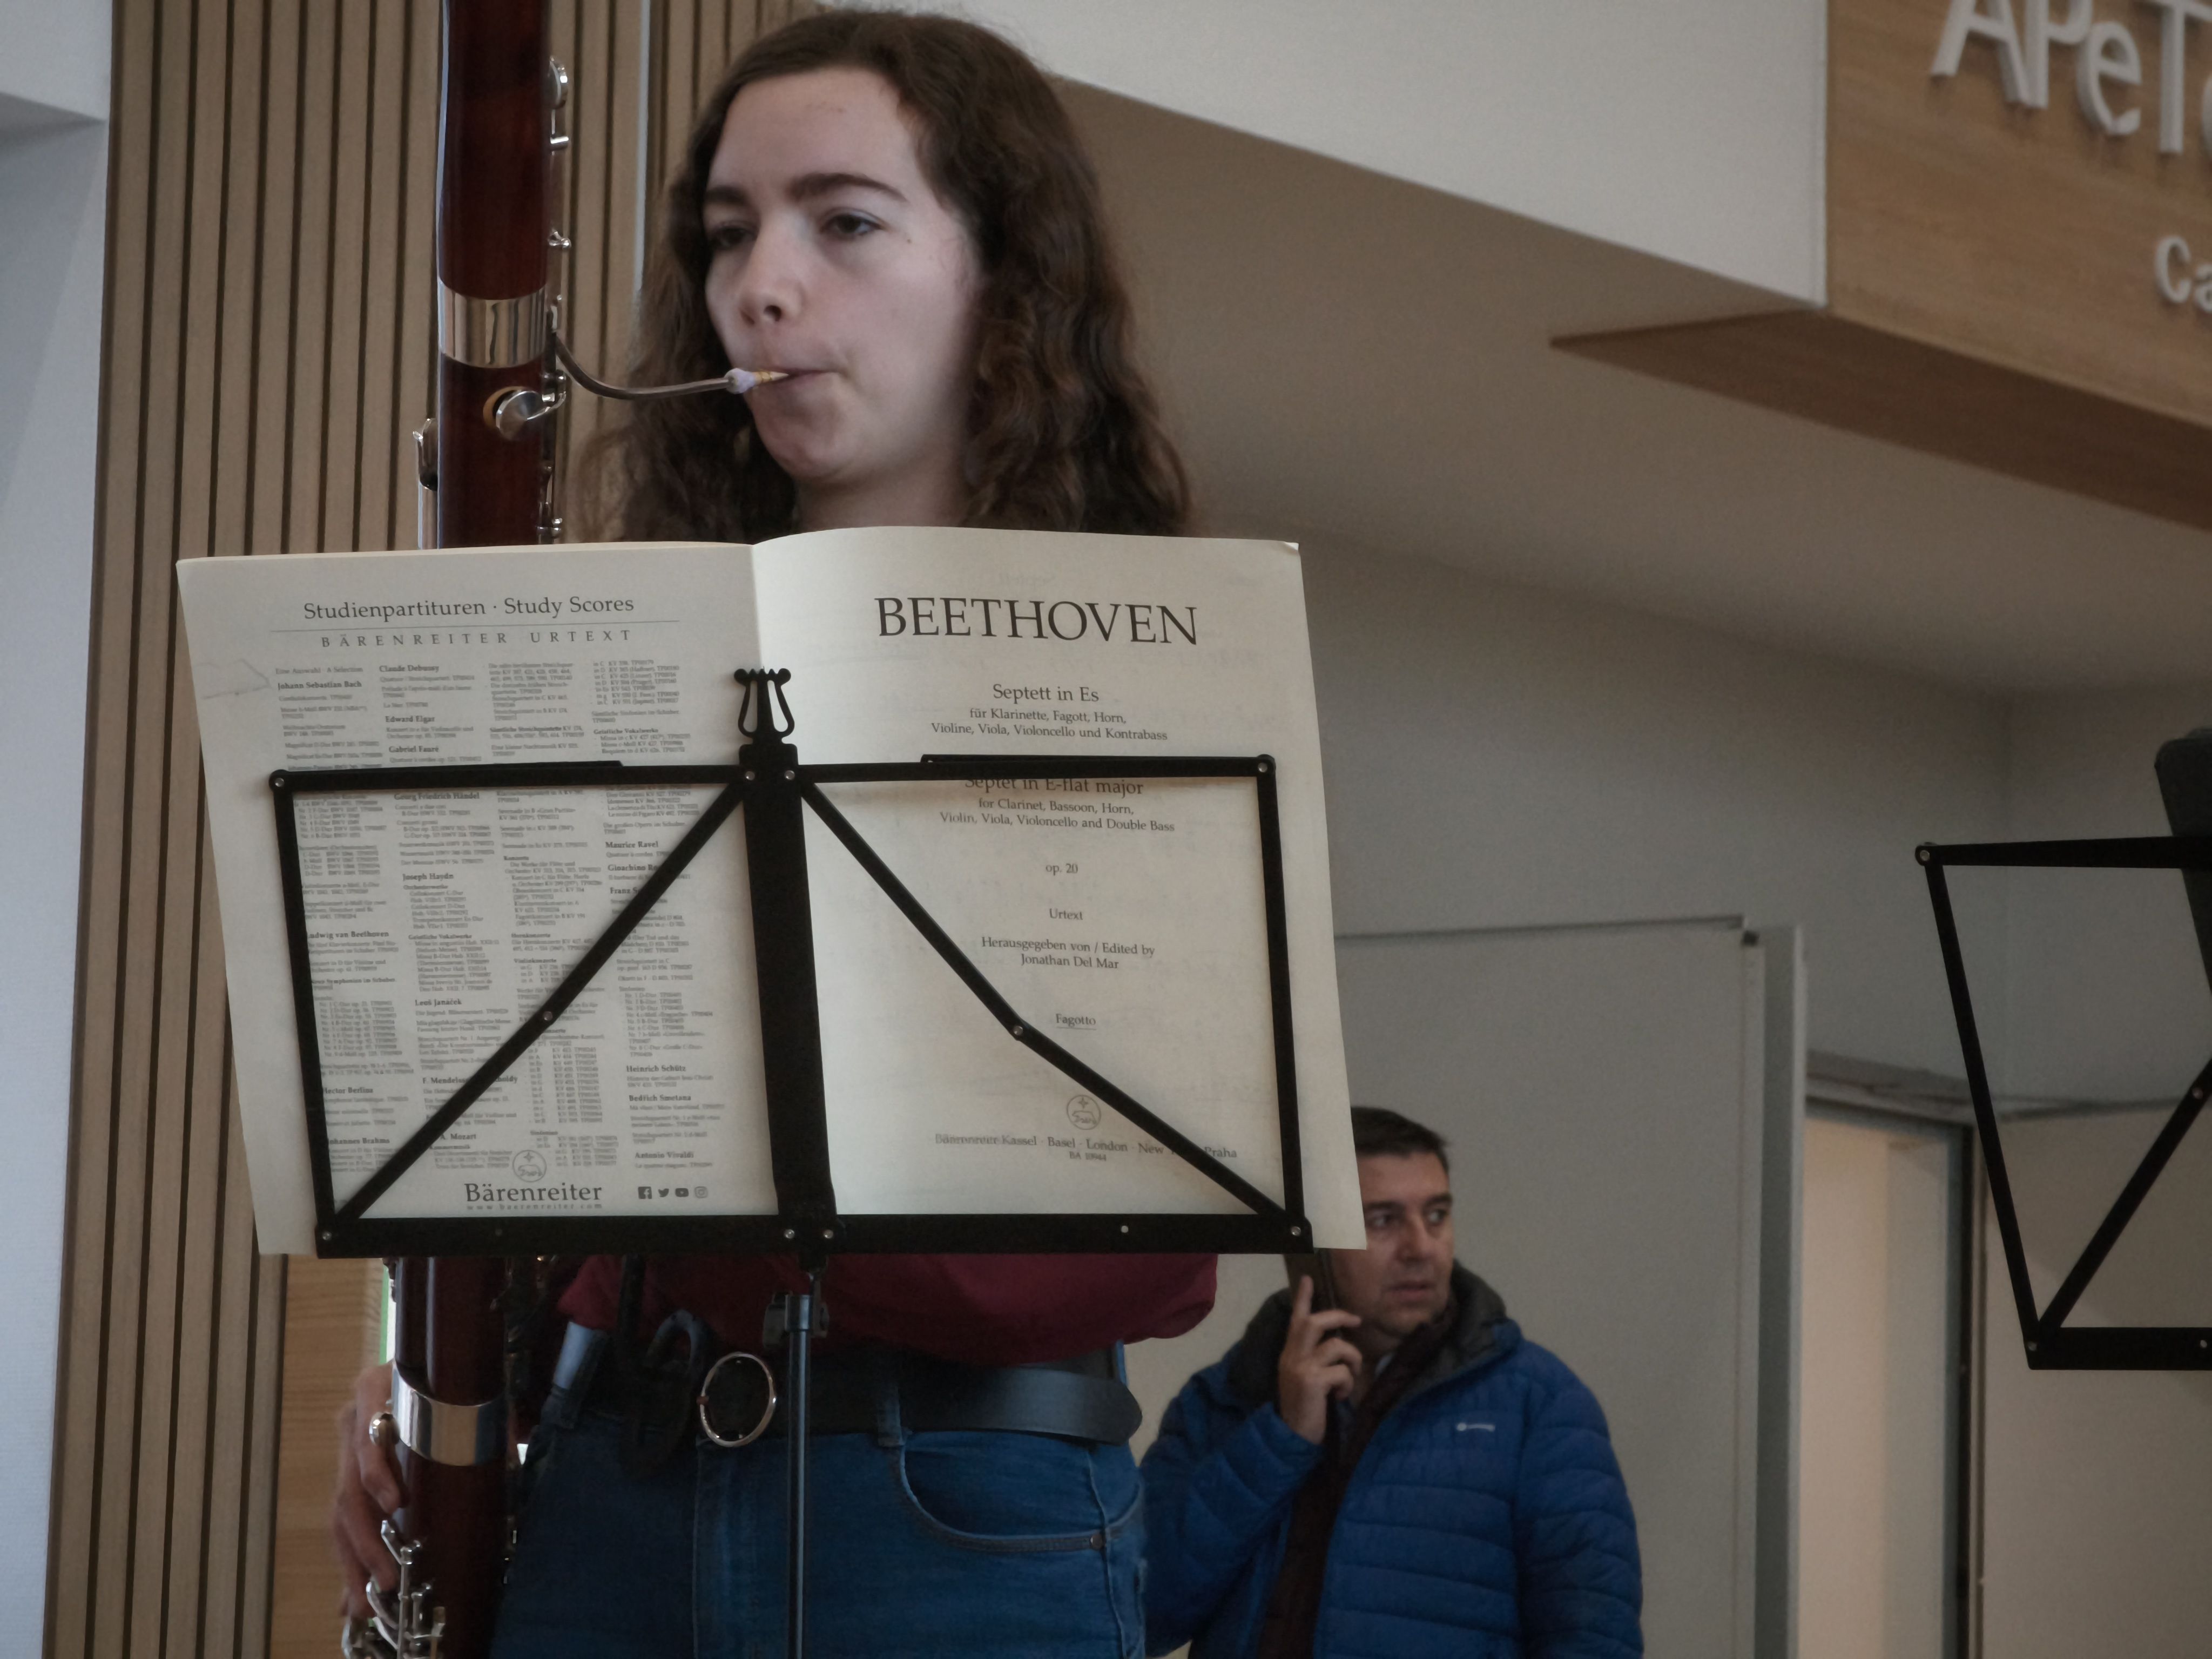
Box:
[703,68,982,527]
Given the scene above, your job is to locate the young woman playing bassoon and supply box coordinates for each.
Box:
[334,14,1209,1655]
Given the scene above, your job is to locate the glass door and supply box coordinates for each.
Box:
[1798,1110,1967,1659]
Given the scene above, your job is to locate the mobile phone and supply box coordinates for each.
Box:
[1282,1251,1339,1313]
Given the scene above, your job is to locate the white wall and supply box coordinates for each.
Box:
[0,0,108,125]
[1923,689,2212,1655]
[1289,540,2212,1655]
[1301,537,2007,1074]
[1994,685,2212,1102]
[0,4,106,1647]
[959,0,1827,302]
[1979,1110,2212,1659]
[1339,923,1772,1656]
[2006,687,2212,845]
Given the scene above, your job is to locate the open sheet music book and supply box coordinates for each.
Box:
[180,528,1358,1255]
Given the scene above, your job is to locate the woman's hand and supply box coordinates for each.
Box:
[332,1361,403,1618]
[1276,1275,1363,1445]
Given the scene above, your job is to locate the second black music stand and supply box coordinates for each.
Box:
[1918,732,2212,1372]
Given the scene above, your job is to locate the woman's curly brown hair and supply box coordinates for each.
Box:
[586,9,1189,542]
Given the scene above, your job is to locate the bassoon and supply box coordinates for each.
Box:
[347,3,558,1655]
[344,10,786,1650]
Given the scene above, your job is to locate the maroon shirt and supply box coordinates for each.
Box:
[559,1251,1217,1366]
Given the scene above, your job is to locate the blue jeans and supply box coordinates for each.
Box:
[490,1396,1145,1657]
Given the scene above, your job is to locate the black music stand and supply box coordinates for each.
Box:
[1918,732,2212,1372]
[273,667,1317,1654]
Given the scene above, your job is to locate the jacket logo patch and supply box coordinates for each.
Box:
[1454,1420,1496,1432]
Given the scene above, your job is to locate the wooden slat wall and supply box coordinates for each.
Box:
[265,1258,386,1659]
[52,4,795,1654]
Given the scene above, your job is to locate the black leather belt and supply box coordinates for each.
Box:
[551,1322,1142,1463]
[763,1345,1139,1444]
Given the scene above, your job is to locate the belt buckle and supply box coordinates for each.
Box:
[696,1350,778,1448]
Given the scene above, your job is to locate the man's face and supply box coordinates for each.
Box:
[1330,1152,1455,1351]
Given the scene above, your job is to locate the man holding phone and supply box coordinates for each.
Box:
[1139,1107,1642,1658]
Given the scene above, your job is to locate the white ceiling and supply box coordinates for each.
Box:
[1067,85,2212,694]
[0,90,93,134]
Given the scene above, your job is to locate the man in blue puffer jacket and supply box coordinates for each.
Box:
[1141,1107,1641,1658]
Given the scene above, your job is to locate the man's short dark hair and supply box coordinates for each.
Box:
[1350,1105,1449,1172]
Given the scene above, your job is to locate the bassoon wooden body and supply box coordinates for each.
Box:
[363,4,558,1655]
[431,0,557,549]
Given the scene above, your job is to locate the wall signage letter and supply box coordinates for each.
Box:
[2155,232,2212,308]
[2078,18,2144,132]
[1934,0,2212,152]
[1934,0,2033,99]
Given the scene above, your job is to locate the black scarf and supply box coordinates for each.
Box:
[1251,1302,1457,1659]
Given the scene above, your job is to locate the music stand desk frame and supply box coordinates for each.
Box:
[274,673,1315,1262]
[1920,834,2212,1371]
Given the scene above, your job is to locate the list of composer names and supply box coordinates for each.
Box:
[299,781,772,1221]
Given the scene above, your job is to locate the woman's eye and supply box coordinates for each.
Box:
[705,221,753,252]
[823,211,879,239]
